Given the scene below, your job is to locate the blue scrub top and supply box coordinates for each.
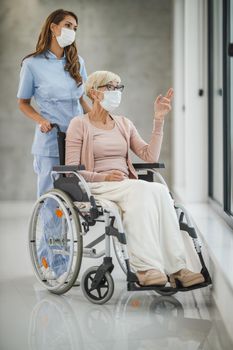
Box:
[17,50,87,156]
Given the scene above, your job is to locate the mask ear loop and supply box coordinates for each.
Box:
[91,85,103,103]
[94,84,105,102]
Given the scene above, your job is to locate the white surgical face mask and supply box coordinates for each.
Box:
[100,90,122,112]
[56,27,76,48]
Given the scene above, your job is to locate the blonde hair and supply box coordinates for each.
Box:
[85,70,121,98]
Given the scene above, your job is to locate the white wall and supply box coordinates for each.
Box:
[172,0,208,203]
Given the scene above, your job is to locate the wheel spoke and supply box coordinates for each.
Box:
[100,285,108,290]
[97,287,102,299]
[101,289,108,298]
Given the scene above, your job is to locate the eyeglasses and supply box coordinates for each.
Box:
[97,83,125,92]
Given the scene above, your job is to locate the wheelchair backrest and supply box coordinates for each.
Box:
[51,124,91,203]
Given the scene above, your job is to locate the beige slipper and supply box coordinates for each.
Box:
[136,269,168,286]
[170,268,205,288]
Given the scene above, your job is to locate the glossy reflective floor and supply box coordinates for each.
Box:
[0,203,232,350]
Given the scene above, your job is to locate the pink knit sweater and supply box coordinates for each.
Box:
[65,113,164,182]
[91,123,129,177]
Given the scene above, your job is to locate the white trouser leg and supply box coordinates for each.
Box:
[149,182,186,274]
[89,179,186,274]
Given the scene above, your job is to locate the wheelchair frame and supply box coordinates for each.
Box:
[29,123,212,304]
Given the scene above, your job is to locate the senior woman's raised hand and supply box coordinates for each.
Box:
[154,88,174,120]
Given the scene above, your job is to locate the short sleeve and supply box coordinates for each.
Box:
[79,56,87,83]
[17,59,35,99]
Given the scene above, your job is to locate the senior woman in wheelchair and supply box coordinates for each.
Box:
[65,71,204,288]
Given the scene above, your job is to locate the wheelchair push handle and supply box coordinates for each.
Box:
[51,123,62,133]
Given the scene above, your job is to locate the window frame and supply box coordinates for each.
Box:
[208,0,233,229]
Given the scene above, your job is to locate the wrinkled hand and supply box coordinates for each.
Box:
[105,170,125,181]
[154,88,174,120]
[39,119,52,133]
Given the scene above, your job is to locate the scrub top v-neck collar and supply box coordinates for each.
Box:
[46,49,66,60]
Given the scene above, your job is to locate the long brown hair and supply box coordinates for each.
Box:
[22,9,82,86]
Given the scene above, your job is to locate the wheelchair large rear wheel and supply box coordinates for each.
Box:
[29,189,83,294]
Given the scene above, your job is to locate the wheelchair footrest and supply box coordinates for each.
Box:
[127,280,211,293]
[127,282,174,293]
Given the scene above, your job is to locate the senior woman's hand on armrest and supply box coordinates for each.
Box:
[104,170,125,181]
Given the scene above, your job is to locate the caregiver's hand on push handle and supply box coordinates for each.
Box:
[154,88,174,120]
[39,119,52,133]
[105,170,125,181]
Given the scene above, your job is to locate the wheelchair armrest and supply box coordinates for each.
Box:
[133,162,165,170]
[52,165,86,172]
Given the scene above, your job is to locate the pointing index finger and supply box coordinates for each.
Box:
[165,88,174,99]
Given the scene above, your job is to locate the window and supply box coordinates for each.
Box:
[208,0,233,228]
[230,0,233,214]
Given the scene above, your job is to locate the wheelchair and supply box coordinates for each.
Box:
[28,123,212,304]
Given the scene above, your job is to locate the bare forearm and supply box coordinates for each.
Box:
[18,99,44,124]
[130,118,164,163]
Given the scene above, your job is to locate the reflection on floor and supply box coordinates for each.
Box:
[0,203,232,350]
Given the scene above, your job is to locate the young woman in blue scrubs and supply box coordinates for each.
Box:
[17,9,89,279]
[17,9,89,194]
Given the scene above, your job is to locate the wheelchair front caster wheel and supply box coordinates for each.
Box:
[81,266,114,304]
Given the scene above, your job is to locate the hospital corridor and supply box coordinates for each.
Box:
[0,0,233,349]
